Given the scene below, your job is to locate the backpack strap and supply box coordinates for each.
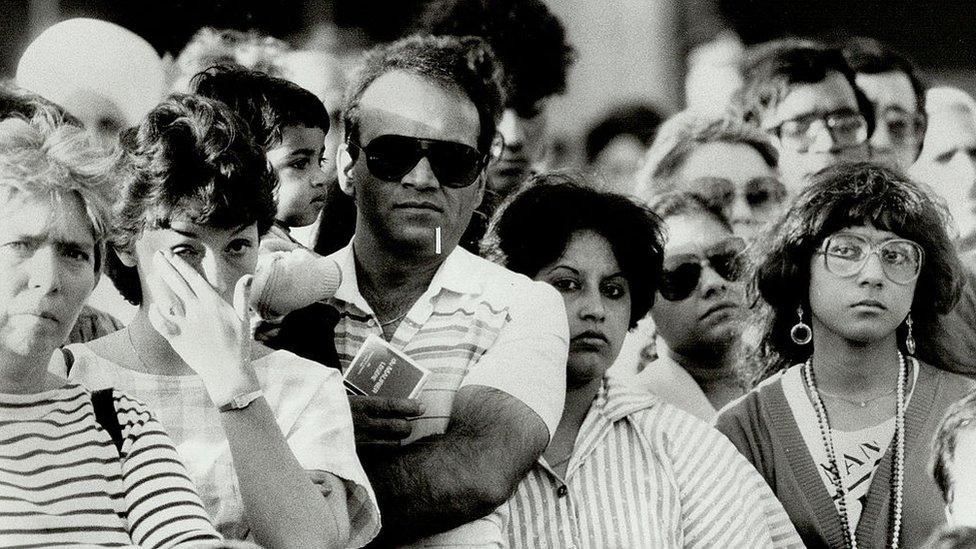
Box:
[91,388,124,454]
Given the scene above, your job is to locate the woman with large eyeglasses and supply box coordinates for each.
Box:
[484,173,803,548]
[716,161,976,548]
[636,192,748,421]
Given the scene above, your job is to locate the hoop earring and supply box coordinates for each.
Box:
[905,313,916,355]
[791,305,812,345]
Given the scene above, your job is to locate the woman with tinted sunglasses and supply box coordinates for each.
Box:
[633,111,787,241]
[716,162,976,548]
[635,192,747,420]
[484,173,802,548]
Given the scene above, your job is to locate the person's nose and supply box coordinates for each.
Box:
[698,262,729,299]
[807,121,835,153]
[401,156,439,190]
[857,251,886,287]
[578,286,606,322]
[498,109,524,152]
[728,194,753,224]
[311,161,328,188]
[199,252,229,296]
[27,246,62,295]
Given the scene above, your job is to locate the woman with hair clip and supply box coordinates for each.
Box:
[716,161,976,548]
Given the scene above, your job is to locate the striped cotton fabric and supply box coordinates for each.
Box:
[326,243,568,548]
[507,376,804,549]
[0,383,220,548]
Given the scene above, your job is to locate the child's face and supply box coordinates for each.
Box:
[267,125,328,227]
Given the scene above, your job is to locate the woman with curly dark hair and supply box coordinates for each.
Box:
[716,161,976,548]
[485,173,802,548]
[55,94,378,548]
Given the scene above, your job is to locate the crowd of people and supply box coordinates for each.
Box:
[4,1,976,548]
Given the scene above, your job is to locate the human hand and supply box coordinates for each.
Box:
[307,469,335,497]
[349,395,426,444]
[147,251,258,406]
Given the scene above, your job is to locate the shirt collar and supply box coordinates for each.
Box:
[598,373,662,422]
[331,241,484,312]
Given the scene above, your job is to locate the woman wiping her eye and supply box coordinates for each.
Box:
[716,161,976,548]
[55,94,379,548]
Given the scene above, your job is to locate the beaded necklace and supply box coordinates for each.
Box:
[802,353,906,549]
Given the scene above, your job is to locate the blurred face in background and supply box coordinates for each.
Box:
[490,104,548,197]
[762,71,870,194]
[855,70,925,171]
[910,100,976,238]
[591,134,647,195]
[675,142,786,240]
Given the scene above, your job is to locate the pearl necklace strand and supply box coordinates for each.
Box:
[802,352,906,549]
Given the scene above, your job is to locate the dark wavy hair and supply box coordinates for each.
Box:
[733,40,876,137]
[106,94,277,305]
[343,34,505,154]
[746,161,963,384]
[483,172,665,328]
[421,0,575,116]
[190,65,330,152]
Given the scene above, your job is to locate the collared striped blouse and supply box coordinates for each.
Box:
[507,377,804,549]
[0,383,221,548]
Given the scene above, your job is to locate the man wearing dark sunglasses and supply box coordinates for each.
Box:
[318,35,568,547]
[737,40,873,195]
[842,37,927,172]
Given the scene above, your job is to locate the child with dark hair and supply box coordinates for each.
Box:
[716,161,976,547]
[59,94,379,547]
[932,391,976,528]
[191,66,343,335]
[484,172,802,548]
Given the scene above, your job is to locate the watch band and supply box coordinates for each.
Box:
[217,389,264,413]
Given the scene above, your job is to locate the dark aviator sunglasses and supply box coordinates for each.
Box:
[659,237,746,301]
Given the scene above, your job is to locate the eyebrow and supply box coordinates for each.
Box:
[169,223,252,238]
[287,148,318,158]
[548,265,580,275]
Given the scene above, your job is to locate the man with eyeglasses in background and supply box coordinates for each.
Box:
[287,35,569,547]
[842,37,927,172]
[734,40,874,194]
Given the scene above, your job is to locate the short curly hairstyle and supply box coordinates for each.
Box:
[932,390,976,507]
[421,0,575,116]
[483,172,665,328]
[343,34,505,155]
[107,94,276,305]
[0,102,116,271]
[733,40,876,137]
[191,65,330,152]
[746,161,963,383]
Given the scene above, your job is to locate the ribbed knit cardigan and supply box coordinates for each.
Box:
[715,362,975,549]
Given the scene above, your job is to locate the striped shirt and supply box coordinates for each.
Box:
[327,243,568,547]
[507,375,804,549]
[62,345,380,547]
[0,383,220,548]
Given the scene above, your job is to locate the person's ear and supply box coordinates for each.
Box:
[336,142,356,198]
[116,244,138,268]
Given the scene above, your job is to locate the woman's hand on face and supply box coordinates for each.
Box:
[147,250,258,406]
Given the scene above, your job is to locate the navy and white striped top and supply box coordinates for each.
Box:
[0,383,221,547]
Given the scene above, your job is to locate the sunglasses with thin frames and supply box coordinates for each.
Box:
[659,237,747,301]
[691,176,788,211]
[815,233,924,285]
[765,108,868,153]
[349,134,488,188]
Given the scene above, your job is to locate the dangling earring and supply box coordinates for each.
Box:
[791,305,812,345]
[905,313,916,355]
